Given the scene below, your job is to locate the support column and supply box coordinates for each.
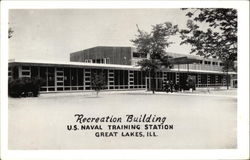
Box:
[163,72,167,83]
[19,66,31,78]
[215,75,218,86]
[8,67,12,79]
[55,67,64,91]
[197,74,201,87]
[207,74,210,87]
[84,68,91,90]
[108,69,114,90]
[128,70,134,89]
[175,72,179,84]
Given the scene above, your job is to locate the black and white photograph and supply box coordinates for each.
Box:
[1,1,249,160]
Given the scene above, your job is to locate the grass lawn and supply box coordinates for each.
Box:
[8,89,237,149]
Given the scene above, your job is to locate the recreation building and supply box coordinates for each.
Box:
[8,46,237,93]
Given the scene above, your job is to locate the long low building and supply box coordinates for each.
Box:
[8,46,237,93]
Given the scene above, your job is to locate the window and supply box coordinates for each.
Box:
[77,68,83,86]
[114,70,119,85]
[106,58,110,64]
[22,71,30,76]
[133,52,140,58]
[22,66,30,70]
[133,52,147,58]
[204,61,211,65]
[134,71,138,85]
[57,68,63,71]
[96,59,101,63]
[48,67,55,86]
[71,68,77,86]
[119,70,124,85]
[57,72,63,76]
[31,66,39,77]
[124,70,128,85]
[57,77,63,81]
[138,71,142,85]
[40,67,47,86]
[84,59,92,63]
[64,68,70,86]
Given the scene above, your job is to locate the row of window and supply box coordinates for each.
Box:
[84,58,110,64]
[203,61,222,66]
[15,66,147,87]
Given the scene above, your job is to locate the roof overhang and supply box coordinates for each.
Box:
[8,59,141,70]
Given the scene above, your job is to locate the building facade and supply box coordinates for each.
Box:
[8,46,236,93]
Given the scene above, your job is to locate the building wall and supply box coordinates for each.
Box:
[9,63,230,93]
[71,46,225,72]
[70,46,133,65]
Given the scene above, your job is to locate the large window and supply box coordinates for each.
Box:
[114,70,119,85]
[64,68,70,86]
[201,74,207,84]
[77,68,83,86]
[48,67,55,86]
[134,71,138,85]
[119,70,124,85]
[138,71,142,85]
[124,70,128,85]
[40,67,47,86]
[11,66,18,79]
[142,71,146,85]
[210,74,216,84]
[31,66,39,78]
[71,68,77,86]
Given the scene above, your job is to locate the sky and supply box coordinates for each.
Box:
[9,9,194,62]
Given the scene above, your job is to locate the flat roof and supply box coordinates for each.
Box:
[8,59,140,70]
[9,59,236,74]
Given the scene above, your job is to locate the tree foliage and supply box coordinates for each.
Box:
[91,72,106,97]
[180,8,237,67]
[132,22,178,60]
[131,22,178,93]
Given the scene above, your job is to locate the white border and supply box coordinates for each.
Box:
[1,1,249,159]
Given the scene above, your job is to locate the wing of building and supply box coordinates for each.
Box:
[8,46,237,93]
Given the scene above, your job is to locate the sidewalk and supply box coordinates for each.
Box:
[38,88,237,98]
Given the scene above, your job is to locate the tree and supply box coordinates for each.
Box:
[131,22,178,94]
[180,8,237,89]
[91,72,106,97]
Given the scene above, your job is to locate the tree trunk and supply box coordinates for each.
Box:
[226,71,229,90]
[151,69,155,94]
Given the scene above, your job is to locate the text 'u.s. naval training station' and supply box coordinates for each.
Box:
[66,114,174,137]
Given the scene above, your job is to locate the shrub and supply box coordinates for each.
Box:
[8,77,43,98]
